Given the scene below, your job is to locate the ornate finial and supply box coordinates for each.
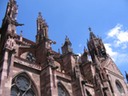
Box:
[84,46,86,51]
[19,30,23,41]
[64,35,72,46]
[89,27,96,39]
[20,30,23,36]
[88,27,92,32]
[84,46,88,53]
[39,12,41,16]
[38,12,42,18]
[65,35,69,41]
[58,49,60,54]
[66,35,68,39]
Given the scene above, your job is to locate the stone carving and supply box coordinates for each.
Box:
[45,39,56,49]
[81,47,89,63]
[47,49,58,69]
[5,37,16,51]
[74,64,80,78]
[8,0,18,20]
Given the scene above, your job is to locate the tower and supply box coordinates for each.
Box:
[87,28,107,62]
[0,0,18,95]
[87,28,128,96]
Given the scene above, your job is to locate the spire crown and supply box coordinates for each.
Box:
[36,12,48,44]
[64,36,72,46]
[20,30,23,36]
[88,27,92,32]
[38,12,43,19]
[61,36,73,54]
[37,12,48,27]
[88,27,96,39]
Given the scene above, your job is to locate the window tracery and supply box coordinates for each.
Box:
[58,83,70,96]
[26,52,36,63]
[11,74,36,96]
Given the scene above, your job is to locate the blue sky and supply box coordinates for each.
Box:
[0,0,128,77]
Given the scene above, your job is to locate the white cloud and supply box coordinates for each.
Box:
[107,24,128,49]
[122,44,127,49]
[116,31,128,44]
[108,24,122,37]
[104,43,128,65]
[105,24,128,66]
[104,43,118,61]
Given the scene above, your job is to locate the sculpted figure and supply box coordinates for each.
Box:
[5,37,16,51]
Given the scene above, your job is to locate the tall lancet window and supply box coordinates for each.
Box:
[58,83,70,96]
[11,73,37,96]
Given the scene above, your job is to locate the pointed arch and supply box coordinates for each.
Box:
[57,82,70,96]
[11,71,39,96]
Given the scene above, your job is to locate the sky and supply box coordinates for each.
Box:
[0,0,128,77]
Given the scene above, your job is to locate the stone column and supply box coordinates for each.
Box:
[0,50,11,96]
[40,66,58,96]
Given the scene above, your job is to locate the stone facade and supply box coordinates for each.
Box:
[0,0,128,96]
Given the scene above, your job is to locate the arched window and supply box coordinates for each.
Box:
[58,83,70,96]
[11,73,37,96]
[115,80,125,94]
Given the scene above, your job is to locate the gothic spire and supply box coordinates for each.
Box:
[65,35,72,46]
[36,12,48,44]
[88,27,96,39]
[87,28,107,62]
[61,36,73,54]
[38,12,43,19]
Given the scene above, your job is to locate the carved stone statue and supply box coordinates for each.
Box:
[5,37,16,51]
[45,39,56,49]
[47,49,58,69]
[74,64,80,78]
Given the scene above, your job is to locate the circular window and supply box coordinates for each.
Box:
[115,80,125,94]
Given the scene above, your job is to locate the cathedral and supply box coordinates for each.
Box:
[0,0,128,96]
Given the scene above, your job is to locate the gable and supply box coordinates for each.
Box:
[104,58,122,76]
